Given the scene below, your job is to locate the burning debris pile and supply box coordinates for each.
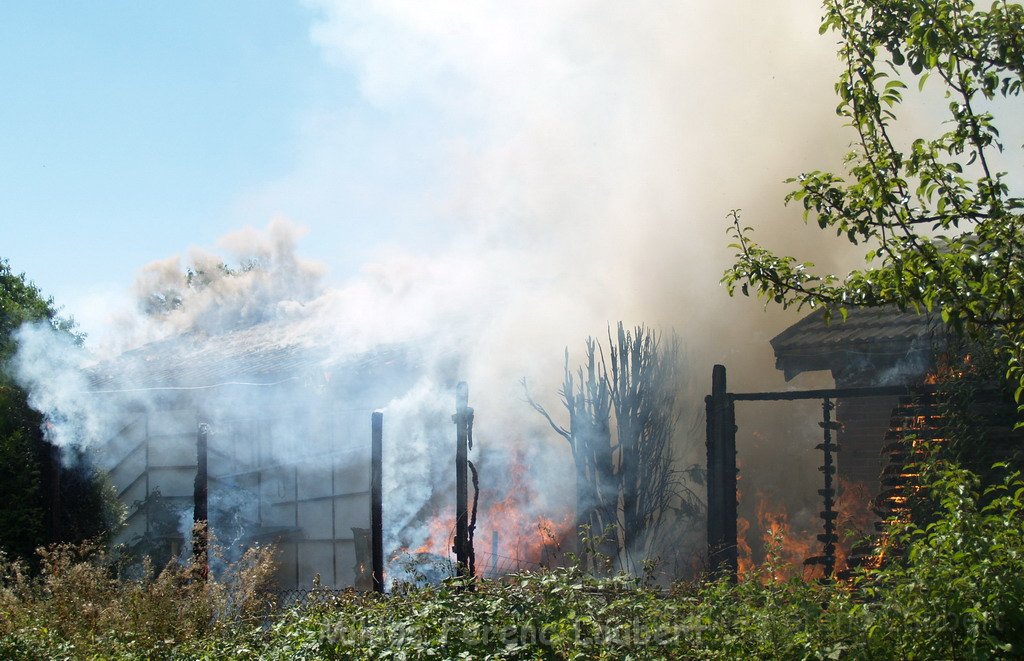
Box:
[731,391,944,581]
[735,477,876,581]
[406,446,573,577]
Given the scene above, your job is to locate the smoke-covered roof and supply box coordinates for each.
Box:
[771,306,943,383]
[88,322,409,392]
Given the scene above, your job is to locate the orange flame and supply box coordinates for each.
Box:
[755,492,817,581]
[410,450,572,576]
[736,512,754,576]
[478,451,572,573]
[413,515,454,556]
[926,352,974,384]
[736,479,877,582]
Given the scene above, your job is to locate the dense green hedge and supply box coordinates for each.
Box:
[1,459,1022,659]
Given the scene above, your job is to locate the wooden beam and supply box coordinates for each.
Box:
[193,423,209,578]
[371,411,384,593]
[454,382,472,578]
[706,365,737,581]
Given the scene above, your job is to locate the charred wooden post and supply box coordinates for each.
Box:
[453,382,475,577]
[468,459,479,577]
[193,423,210,577]
[371,411,385,593]
[806,398,840,578]
[705,364,738,580]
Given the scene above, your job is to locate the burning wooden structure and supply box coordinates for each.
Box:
[770,306,942,487]
[705,370,944,578]
[706,306,952,580]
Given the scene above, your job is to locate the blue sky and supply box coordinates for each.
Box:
[1,3,310,284]
[0,2,447,326]
[1,1,852,363]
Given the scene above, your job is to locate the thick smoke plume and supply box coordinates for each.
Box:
[13,1,862,579]
[131,220,326,338]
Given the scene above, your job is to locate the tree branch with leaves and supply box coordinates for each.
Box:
[722,0,1024,416]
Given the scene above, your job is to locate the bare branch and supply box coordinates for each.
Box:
[520,377,571,443]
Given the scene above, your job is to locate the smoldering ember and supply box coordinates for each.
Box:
[3,0,1023,657]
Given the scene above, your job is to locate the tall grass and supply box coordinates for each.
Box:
[0,528,277,659]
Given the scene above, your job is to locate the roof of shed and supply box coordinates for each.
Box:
[770,306,942,382]
[89,321,407,391]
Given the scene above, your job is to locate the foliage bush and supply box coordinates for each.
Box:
[0,536,278,660]
[0,458,1022,659]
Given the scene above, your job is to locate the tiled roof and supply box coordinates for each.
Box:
[770,306,942,381]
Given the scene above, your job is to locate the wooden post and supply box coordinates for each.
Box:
[705,386,718,573]
[819,398,837,578]
[370,411,385,593]
[705,365,737,580]
[193,423,209,577]
[490,531,498,578]
[453,382,473,577]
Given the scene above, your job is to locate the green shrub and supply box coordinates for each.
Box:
[0,535,277,659]
[2,459,1024,659]
[853,461,1024,658]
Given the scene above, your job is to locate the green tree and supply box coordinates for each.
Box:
[723,1,1024,410]
[0,259,116,564]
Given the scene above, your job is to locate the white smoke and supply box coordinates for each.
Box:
[294,0,854,384]
[124,218,325,344]
[12,323,116,456]
[379,377,452,554]
[12,1,863,578]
